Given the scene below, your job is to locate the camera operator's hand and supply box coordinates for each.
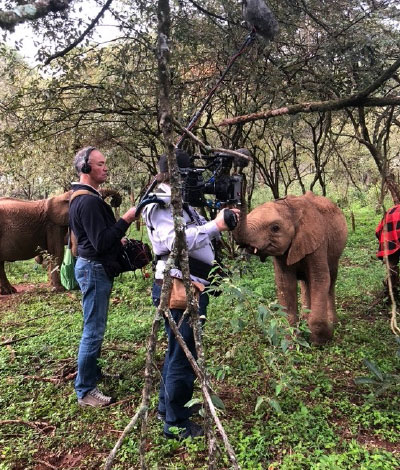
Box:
[121,207,137,224]
[214,208,240,232]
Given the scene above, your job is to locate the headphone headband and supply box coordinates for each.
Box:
[81,146,96,174]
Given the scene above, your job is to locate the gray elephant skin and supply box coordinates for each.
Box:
[0,192,71,294]
[233,191,348,345]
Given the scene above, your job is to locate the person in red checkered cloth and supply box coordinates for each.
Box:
[376,205,400,297]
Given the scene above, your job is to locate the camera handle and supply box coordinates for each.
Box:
[223,209,238,231]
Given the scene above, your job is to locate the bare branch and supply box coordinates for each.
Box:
[219,96,400,127]
[44,0,114,65]
[219,56,400,126]
[173,118,253,161]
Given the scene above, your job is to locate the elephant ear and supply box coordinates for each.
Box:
[286,196,324,266]
[46,192,70,226]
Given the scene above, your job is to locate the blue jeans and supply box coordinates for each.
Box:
[152,282,208,432]
[74,257,113,399]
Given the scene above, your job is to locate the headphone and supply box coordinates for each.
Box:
[81,146,96,174]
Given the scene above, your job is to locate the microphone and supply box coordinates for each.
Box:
[242,0,279,42]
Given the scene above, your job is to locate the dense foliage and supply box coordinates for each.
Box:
[0,1,400,202]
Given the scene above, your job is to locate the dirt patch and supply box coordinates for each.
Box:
[0,283,48,313]
[356,431,399,454]
[32,444,104,470]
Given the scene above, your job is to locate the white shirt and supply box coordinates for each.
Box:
[141,183,220,284]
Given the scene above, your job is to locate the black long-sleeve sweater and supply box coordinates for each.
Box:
[69,183,129,263]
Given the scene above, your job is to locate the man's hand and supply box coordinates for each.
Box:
[121,207,137,224]
[214,208,240,231]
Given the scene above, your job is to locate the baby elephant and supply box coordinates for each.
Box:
[233,191,348,345]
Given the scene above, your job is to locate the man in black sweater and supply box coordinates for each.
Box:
[69,146,136,407]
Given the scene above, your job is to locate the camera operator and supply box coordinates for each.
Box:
[141,149,240,439]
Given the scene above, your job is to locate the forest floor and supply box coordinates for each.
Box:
[0,204,399,470]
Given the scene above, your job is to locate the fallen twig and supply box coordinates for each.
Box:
[0,419,55,434]
[20,375,61,384]
[2,312,55,328]
[35,460,57,470]
[109,395,136,407]
[1,334,38,346]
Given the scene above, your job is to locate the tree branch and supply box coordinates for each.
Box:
[219,56,400,126]
[219,96,400,127]
[0,0,72,31]
[173,118,253,161]
[186,0,237,25]
[44,0,114,65]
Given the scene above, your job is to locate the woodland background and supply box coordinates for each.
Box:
[0,1,400,469]
[0,0,400,206]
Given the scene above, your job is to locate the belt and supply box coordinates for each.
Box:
[79,257,102,263]
[155,279,163,286]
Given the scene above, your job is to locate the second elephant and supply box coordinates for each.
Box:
[0,192,71,294]
[0,188,122,295]
[233,191,348,345]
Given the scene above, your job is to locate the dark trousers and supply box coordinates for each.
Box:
[152,282,208,431]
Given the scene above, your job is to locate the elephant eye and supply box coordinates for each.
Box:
[271,224,280,233]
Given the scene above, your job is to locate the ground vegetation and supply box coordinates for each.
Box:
[0,202,399,469]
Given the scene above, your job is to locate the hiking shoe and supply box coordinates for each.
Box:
[157,403,202,422]
[163,420,204,440]
[78,387,113,407]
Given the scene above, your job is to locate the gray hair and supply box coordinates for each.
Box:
[74,146,94,175]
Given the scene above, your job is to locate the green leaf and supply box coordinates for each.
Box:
[363,359,384,381]
[354,377,380,385]
[211,394,225,411]
[269,303,283,311]
[230,317,245,332]
[268,398,282,414]
[255,396,265,412]
[268,320,277,339]
[374,383,393,397]
[185,398,202,408]
[295,337,311,348]
[258,305,270,323]
[280,338,290,353]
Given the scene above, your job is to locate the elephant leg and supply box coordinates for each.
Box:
[46,224,67,292]
[327,262,339,326]
[0,261,17,295]
[306,257,332,345]
[274,259,298,325]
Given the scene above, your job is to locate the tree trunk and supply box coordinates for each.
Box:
[232,175,249,245]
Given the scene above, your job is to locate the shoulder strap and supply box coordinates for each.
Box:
[68,190,101,255]
[70,189,101,203]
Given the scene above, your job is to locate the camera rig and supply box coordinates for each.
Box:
[180,152,244,209]
[136,151,246,230]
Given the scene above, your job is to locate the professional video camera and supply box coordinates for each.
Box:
[136,148,249,230]
[180,151,247,209]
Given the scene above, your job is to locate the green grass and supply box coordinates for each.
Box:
[1,205,399,469]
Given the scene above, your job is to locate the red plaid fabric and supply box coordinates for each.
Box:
[376,205,400,259]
